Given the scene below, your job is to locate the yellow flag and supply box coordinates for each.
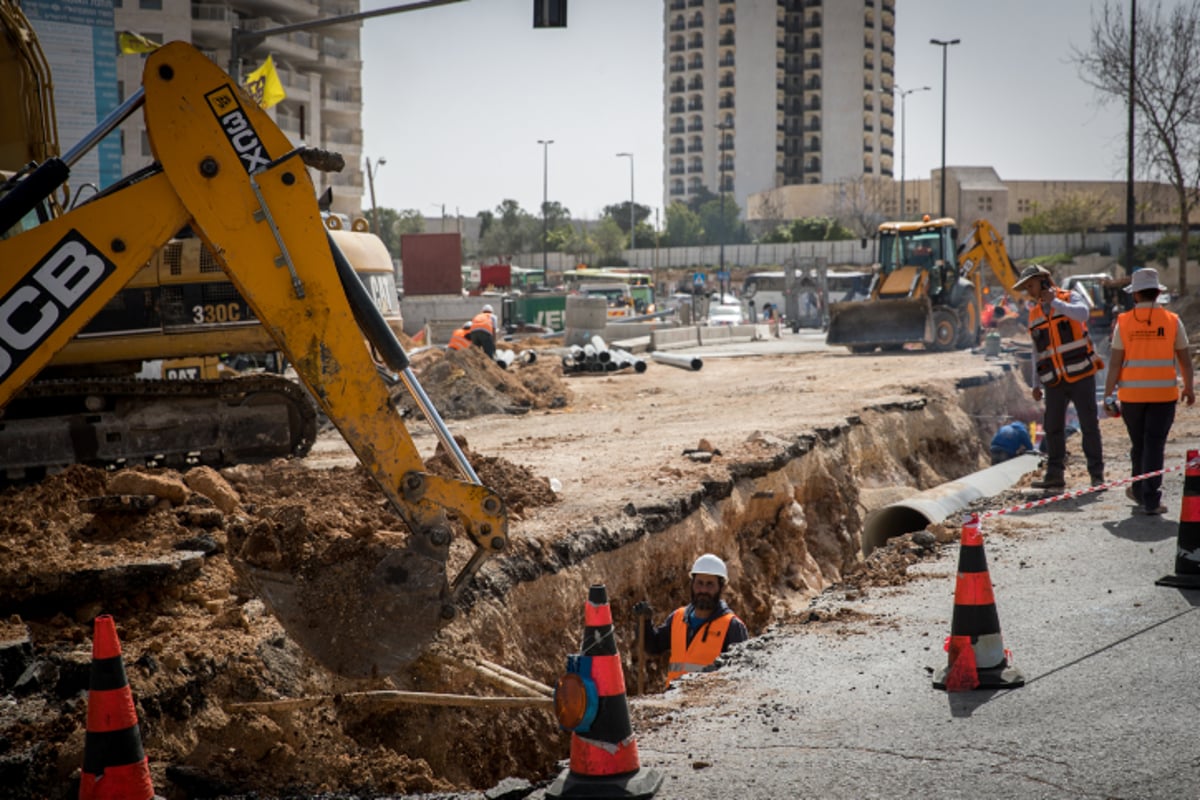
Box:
[117,31,161,55]
[243,55,286,109]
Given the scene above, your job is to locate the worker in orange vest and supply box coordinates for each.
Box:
[447,322,473,351]
[634,553,748,687]
[466,303,498,357]
[1103,267,1195,515]
[1014,264,1106,491]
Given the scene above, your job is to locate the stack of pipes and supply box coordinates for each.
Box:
[560,335,646,375]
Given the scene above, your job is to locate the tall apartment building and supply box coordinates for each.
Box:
[663,0,895,216]
[113,0,365,218]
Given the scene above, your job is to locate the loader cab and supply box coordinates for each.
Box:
[876,220,958,299]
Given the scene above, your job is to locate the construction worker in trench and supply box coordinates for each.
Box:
[634,553,749,687]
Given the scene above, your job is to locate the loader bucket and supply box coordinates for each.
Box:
[825,297,933,351]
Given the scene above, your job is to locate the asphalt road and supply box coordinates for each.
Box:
[620,433,1200,800]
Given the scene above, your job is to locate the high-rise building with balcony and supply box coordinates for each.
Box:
[113,0,365,218]
[663,0,895,216]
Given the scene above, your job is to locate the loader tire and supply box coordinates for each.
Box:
[930,309,958,352]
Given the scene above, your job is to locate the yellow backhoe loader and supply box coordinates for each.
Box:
[826,216,1023,353]
[0,40,503,678]
[0,2,401,477]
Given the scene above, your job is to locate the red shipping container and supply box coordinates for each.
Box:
[400,233,462,296]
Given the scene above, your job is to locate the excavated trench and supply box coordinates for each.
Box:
[0,365,1034,799]
[362,367,1031,793]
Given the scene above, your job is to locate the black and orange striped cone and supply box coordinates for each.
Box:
[1157,449,1200,589]
[933,515,1025,692]
[79,615,155,800]
[547,584,663,799]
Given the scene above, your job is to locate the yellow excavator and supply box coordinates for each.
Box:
[826,216,1023,353]
[0,2,401,477]
[0,39,506,677]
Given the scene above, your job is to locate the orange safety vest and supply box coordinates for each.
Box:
[1028,288,1102,385]
[470,312,497,337]
[666,607,737,686]
[447,325,472,350]
[1116,306,1181,403]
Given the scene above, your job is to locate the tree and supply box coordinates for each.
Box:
[1019,192,1116,250]
[479,199,535,259]
[698,196,745,246]
[787,216,856,242]
[1075,0,1200,293]
[664,201,705,246]
[591,217,627,264]
[601,201,652,247]
[831,175,891,238]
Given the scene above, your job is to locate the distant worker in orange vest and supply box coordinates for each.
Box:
[466,303,498,357]
[447,322,473,351]
[634,553,749,687]
[1014,264,1106,491]
[1103,267,1195,515]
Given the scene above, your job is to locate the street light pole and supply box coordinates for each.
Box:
[718,123,729,297]
[930,38,959,219]
[366,155,386,235]
[893,85,929,219]
[537,139,554,273]
[616,152,634,251]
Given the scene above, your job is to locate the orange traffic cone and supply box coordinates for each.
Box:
[547,584,663,799]
[933,515,1025,692]
[1157,449,1200,589]
[79,615,155,800]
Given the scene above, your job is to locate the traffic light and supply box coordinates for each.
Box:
[534,0,567,28]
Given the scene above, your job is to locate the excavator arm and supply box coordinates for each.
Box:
[958,218,1023,299]
[0,42,506,678]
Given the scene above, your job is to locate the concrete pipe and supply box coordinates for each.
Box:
[610,348,647,374]
[860,453,1041,556]
[522,350,538,365]
[651,352,703,371]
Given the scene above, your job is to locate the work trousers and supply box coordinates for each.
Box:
[1042,373,1104,480]
[466,329,496,358]
[1120,400,1176,512]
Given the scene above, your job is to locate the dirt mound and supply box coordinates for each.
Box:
[395,346,571,419]
[0,452,561,799]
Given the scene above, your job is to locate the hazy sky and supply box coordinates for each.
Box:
[360,0,1135,223]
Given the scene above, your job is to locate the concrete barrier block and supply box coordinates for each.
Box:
[698,326,732,345]
[651,327,700,351]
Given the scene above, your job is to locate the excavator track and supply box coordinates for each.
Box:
[0,374,318,481]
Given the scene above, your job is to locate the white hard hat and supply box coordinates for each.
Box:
[690,553,728,581]
[482,304,495,313]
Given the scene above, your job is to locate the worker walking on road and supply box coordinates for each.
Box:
[634,553,749,687]
[467,303,498,357]
[1102,267,1195,515]
[1014,264,1106,490]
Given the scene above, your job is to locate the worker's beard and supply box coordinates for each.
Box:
[691,588,721,612]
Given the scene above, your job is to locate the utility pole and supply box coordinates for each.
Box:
[366,156,386,235]
[538,139,554,273]
[617,152,634,251]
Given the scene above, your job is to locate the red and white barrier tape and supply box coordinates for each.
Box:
[979,457,1200,520]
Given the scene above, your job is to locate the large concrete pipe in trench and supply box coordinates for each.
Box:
[861,453,1041,556]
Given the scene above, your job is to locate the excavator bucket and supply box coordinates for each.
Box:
[825,297,933,351]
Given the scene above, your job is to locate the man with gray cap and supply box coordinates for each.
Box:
[1013,264,1106,490]
[1102,267,1195,515]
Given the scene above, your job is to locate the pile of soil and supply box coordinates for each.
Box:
[0,450,561,799]
[395,345,571,420]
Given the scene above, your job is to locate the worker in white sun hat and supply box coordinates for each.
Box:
[634,553,749,687]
